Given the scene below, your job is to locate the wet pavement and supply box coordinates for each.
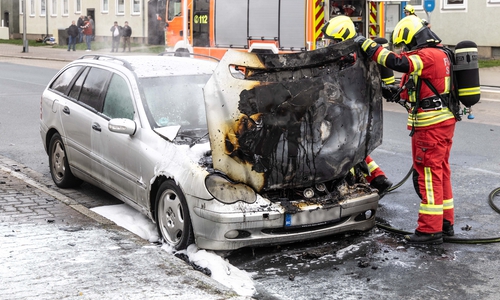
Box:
[0,155,246,299]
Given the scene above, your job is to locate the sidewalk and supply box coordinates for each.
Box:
[0,156,245,299]
[0,42,156,62]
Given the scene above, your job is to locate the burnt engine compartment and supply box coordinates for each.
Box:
[204,39,383,194]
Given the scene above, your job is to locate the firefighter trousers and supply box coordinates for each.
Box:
[412,123,455,233]
[364,155,386,183]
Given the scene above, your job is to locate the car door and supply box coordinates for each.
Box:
[93,72,144,205]
[58,66,110,177]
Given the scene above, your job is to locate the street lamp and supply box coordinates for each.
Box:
[22,0,28,52]
[46,0,49,40]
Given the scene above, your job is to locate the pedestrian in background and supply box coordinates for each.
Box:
[77,15,85,43]
[122,21,132,52]
[81,17,93,51]
[88,15,95,41]
[110,21,122,52]
[67,20,79,51]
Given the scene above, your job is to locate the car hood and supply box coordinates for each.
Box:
[203,40,383,193]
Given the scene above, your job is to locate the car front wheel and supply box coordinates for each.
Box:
[48,133,82,188]
[155,181,194,250]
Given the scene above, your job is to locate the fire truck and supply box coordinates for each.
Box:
[157,0,398,59]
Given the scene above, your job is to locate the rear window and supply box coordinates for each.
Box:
[50,66,82,95]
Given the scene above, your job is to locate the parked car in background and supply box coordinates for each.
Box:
[40,41,383,251]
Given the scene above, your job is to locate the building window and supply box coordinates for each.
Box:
[442,0,466,10]
[76,0,81,13]
[408,0,423,9]
[30,0,35,16]
[51,0,57,15]
[117,0,125,15]
[20,0,24,14]
[102,0,109,13]
[41,0,47,16]
[62,0,69,15]
[132,0,141,14]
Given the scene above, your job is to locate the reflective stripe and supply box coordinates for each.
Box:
[444,76,450,93]
[419,203,444,215]
[455,47,477,53]
[409,54,423,76]
[443,198,454,210]
[367,160,379,173]
[424,167,434,205]
[350,167,355,177]
[406,108,455,127]
[458,86,481,97]
[377,48,391,66]
[382,76,395,84]
[362,39,374,51]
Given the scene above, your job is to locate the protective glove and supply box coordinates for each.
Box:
[353,34,366,46]
[353,34,380,59]
[381,84,401,102]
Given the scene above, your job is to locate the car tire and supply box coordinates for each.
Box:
[155,180,194,250]
[48,133,82,188]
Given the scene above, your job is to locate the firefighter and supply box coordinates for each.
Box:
[404,4,416,16]
[405,4,430,27]
[321,16,393,198]
[354,15,456,244]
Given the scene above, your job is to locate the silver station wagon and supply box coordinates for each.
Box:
[40,40,383,251]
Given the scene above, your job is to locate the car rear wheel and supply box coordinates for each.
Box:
[48,133,82,188]
[155,181,194,250]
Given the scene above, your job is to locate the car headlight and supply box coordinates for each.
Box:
[205,174,257,204]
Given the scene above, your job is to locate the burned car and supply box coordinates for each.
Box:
[40,40,383,251]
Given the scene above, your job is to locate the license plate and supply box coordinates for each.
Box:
[285,204,341,228]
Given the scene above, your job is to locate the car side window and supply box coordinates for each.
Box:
[68,67,90,100]
[50,66,82,95]
[79,67,111,111]
[102,74,135,120]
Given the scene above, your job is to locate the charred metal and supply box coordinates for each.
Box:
[205,39,383,193]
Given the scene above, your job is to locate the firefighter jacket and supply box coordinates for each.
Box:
[369,45,456,130]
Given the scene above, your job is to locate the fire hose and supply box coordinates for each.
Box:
[376,174,500,243]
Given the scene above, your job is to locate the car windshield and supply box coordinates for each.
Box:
[139,74,211,131]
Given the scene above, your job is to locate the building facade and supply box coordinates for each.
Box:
[0,0,164,44]
[406,0,500,58]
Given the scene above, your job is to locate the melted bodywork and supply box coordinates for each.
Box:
[204,40,383,193]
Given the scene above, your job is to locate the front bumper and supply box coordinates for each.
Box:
[192,192,379,250]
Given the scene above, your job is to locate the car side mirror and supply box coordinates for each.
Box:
[108,118,137,136]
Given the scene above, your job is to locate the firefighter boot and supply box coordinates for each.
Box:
[404,230,443,245]
[370,175,393,198]
[442,219,455,237]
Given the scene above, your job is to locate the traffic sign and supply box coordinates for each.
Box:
[424,0,435,12]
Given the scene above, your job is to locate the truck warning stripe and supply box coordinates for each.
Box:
[369,2,377,38]
[314,0,325,41]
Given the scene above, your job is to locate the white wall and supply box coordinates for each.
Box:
[414,2,500,47]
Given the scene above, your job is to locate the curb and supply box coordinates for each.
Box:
[0,159,115,225]
[481,88,500,100]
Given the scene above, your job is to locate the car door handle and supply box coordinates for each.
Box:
[62,106,70,115]
[92,123,101,132]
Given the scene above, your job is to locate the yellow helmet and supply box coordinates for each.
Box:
[321,16,356,41]
[404,4,415,15]
[392,15,424,47]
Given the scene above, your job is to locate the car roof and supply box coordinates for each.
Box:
[73,55,217,78]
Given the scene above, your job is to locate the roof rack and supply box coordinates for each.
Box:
[78,54,134,71]
[158,51,220,62]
